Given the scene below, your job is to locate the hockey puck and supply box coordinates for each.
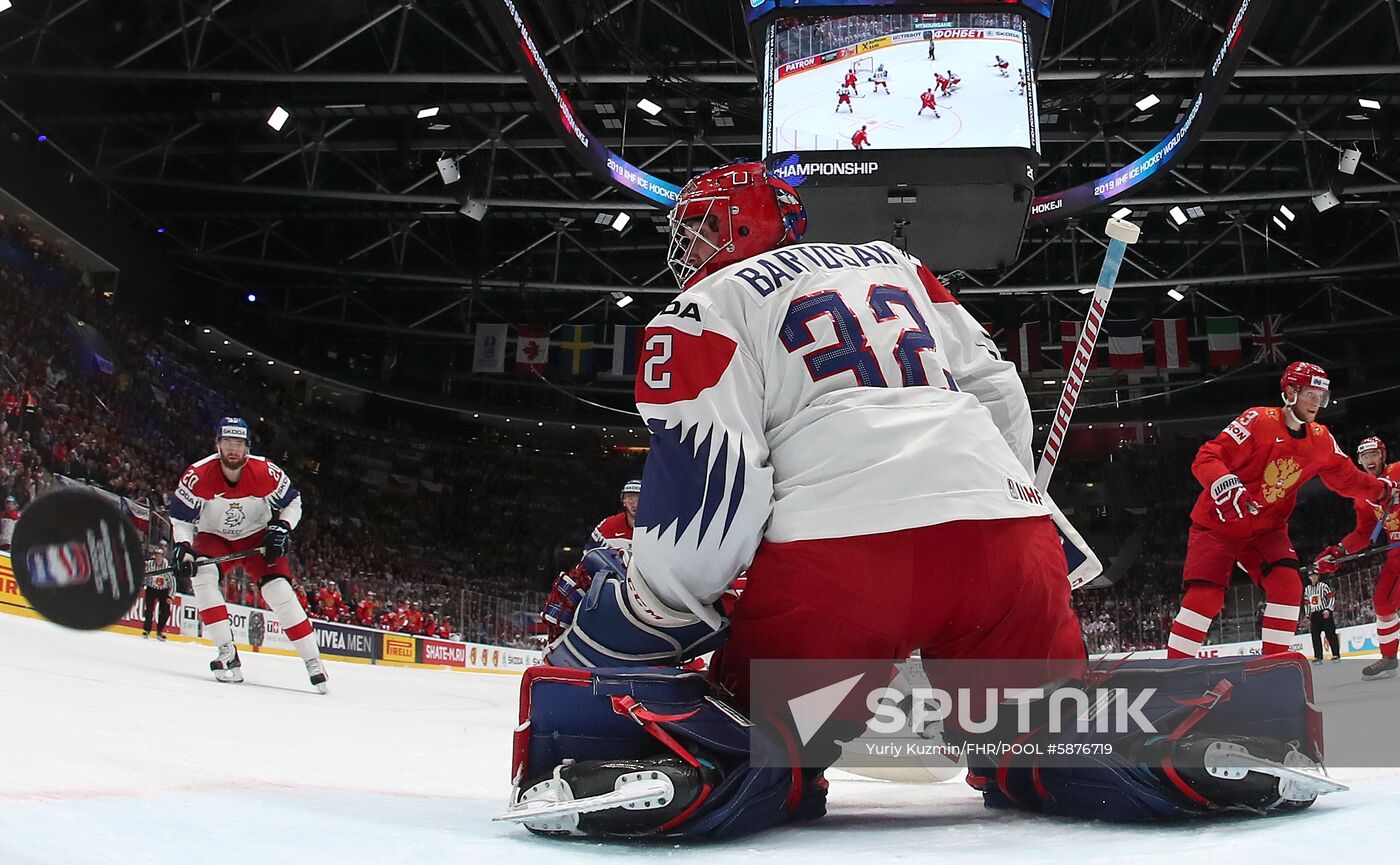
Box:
[11,488,147,630]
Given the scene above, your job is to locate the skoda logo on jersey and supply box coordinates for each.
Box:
[223,502,246,532]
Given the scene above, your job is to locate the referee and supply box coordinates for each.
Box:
[1304,571,1340,663]
[142,544,175,641]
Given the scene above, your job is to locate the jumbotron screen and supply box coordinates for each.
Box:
[763,11,1039,154]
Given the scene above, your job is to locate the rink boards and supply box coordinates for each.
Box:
[0,552,543,674]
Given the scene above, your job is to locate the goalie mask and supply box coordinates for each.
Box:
[666,161,808,289]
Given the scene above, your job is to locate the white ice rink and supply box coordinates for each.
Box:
[772,37,1033,152]
[1,611,1395,865]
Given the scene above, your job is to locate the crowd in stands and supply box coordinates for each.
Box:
[1,207,1396,656]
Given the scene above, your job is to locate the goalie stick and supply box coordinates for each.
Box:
[9,488,260,630]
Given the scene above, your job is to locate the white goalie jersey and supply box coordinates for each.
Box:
[630,239,1048,622]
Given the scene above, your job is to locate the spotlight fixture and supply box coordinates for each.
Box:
[1279,204,1296,222]
[1133,94,1160,112]
[637,98,662,116]
[1311,190,1341,212]
[1339,146,1361,175]
[436,156,460,184]
[611,212,631,232]
[416,106,440,119]
[1111,207,1132,220]
[246,293,258,302]
[1272,216,1287,231]
[1168,206,1188,225]
[458,197,488,221]
[1359,97,1382,110]
[612,291,634,309]
[1167,288,1186,301]
[266,106,290,131]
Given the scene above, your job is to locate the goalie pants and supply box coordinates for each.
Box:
[707,515,1087,713]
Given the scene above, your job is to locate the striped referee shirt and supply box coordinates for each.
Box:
[1303,582,1336,614]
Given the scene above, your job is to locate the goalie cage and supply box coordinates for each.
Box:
[852,56,875,79]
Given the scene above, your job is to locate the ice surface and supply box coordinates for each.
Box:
[0,612,1392,865]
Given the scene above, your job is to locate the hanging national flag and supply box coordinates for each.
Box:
[608,325,641,378]
[1251,314,1287,364]
[1004,322,1042,373]
[122,498,150,535]
[1205,316,1243,367]
[552,325,596,377]
[1105,319,1144,370]
[1152,318,1191,370]
[1060,320,1099,370]
[514,326,550,374]
[472,323,508,373]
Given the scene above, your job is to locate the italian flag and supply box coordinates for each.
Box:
[1205,317,1243,367]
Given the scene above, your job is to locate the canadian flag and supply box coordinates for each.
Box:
[514,326,551,374]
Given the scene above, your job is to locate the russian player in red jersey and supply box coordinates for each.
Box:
[850,125,870,150]
[918,88,941,117]
[540,479,640,641]
[1314,436,1400,679]
[170,418,329,693]
[1166,364,1397,659]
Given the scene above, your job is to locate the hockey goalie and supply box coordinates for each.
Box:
[501,162,1343,839]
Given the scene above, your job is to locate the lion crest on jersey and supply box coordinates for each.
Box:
[222,501,246,532]
[1262,457,1303,502]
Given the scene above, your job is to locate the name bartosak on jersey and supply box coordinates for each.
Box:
[733,243,901,297]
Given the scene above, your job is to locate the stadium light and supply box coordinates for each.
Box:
[1359,97,1382,110]
[1312,190,1341,212]
[459,197,487,221]
[266,106,290,131]
[416,106,440,119]
[1168,206,1188,225]
[293,370,301,375]
[267,360,275,366]
[1167,287,1186,301]
[436,157,460,185]
[1272,216,1288,231]
[637,98,662,116]
[1279,204,1296,222]
[202,328,211,334]
[0,1,12,13]
[1134,94,1160,112]
[612,291,634,308]
[1339,146,1362,175]
[611,212,631,232]
[246,293,258,302]
[1111,207,1132,220]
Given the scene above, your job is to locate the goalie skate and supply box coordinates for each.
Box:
[1200,739,1348,803]
[210,643,243,684]
[495,756,716,837]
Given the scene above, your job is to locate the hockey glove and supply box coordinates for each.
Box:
[262,520,292,564]
[171,542,197,582]
[1380,477,1400,509]
[1210,474,1259,523]
[1313,545,1345,576]
[548,560,729,668]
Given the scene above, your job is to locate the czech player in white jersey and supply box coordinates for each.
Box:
[170,418,328,692]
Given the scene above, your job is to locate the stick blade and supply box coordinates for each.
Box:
[11,488,146,630]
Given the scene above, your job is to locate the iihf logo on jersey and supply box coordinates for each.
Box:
[222,501,246,532]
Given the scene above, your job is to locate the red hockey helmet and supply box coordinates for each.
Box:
[1280,361,1330,408]
[666,161,808,289]
[1358,436,1387,463]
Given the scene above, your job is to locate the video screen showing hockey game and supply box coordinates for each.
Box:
[765,11,1037,153]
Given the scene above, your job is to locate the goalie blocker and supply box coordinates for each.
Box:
[501,654,1340,838]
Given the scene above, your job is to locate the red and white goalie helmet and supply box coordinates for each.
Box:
[1358,436,1387,463]
[1280,361,1330,408]
[666,161,808,289]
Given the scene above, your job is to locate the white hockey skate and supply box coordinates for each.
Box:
[305,657,329,694]
[210,643,243,684]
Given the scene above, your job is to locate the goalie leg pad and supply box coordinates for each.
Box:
[511,666,825,838]
[548,570,729,668]
[963,654,1324,820]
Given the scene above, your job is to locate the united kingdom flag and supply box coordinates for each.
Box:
[1252,314,1287,363]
